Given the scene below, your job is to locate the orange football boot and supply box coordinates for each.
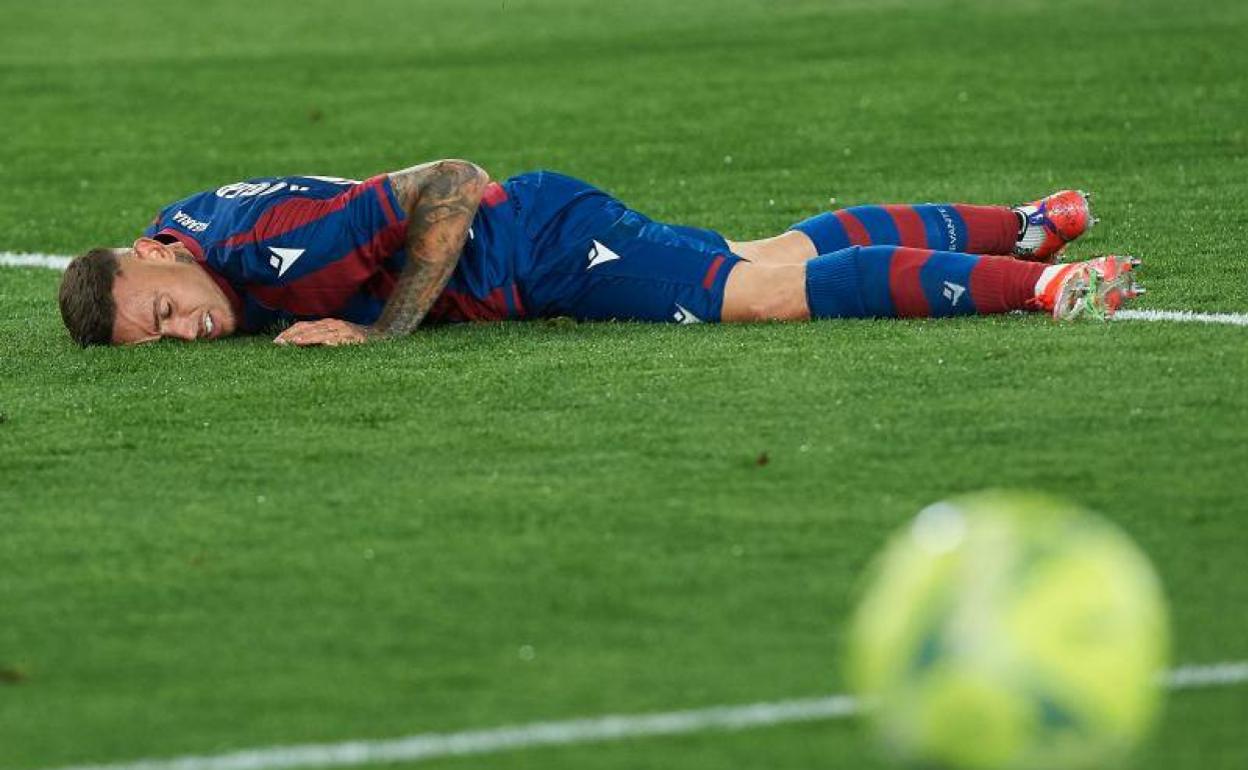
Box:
[1029,255,1144,321]
[1013,190,1098,263]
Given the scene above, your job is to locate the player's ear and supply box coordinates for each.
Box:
[131,237,177,263]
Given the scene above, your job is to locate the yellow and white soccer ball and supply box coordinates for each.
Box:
[847,491,1170,770]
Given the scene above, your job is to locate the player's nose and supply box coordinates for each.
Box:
[168,313,200,341]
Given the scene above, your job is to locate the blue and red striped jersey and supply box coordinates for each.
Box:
[143,174,523,332]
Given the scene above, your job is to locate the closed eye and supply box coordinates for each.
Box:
[153,297,172,335]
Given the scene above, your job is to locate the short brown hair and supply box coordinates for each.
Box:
[59,248,121,346]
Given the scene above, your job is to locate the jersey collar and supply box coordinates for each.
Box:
[153,227,204,260]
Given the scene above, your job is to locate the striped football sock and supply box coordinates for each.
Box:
[791,204,1019,255]
[804,246,1048,319]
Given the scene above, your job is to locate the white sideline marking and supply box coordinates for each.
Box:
[0,251,72,270]
[5,251,1246,327]
[1115,309,1248,327]
[37,660,1248,770]
[1164,660,1248,688]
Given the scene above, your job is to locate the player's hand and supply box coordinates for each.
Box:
[273,319,374,347]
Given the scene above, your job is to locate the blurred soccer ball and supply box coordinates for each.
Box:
[846,491,1170,770]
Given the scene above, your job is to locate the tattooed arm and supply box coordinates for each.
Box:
[273,159,489,346]
[373,159,489,336]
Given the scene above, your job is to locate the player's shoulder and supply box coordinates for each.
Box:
[163,175,363,209]
[146,175,366,233]
[211,174,363,202]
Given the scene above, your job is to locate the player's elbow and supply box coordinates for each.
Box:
[390,159,492,214]
[432,159,488,186]
[415,160,491,205]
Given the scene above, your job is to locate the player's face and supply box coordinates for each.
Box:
[110,240,239,345]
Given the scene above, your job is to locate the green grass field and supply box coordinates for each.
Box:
[1,0,1246,768]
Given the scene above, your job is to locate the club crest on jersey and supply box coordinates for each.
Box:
[268,247,305,278]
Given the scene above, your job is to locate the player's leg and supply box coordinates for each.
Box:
[725,202,1017,265]
[521,207,744,324]
[721,246,1141,322]
[515,172,1114,324]
[725,231,817,265]
[725,190,1095,266]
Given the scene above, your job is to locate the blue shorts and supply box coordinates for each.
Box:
[503,172,743,324]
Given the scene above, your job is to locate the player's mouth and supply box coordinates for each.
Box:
[202,311,215,339]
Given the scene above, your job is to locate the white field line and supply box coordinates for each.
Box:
[36,660,1248,770]
[4,251,1247,327]
[1115,309,1248,327]
[1164,660,1248,688]
[0,251,72,270]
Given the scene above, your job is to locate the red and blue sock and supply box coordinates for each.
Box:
[804,246,1047,319]
[791,204,1019,255]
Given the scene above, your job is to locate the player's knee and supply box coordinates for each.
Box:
[724,264,810,322]
[742,292,807,321]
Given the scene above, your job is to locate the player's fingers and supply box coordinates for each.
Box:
[293,333,328,346]
[275,322,318,345]
[276,321,357,346]
[334,329,363,346]
[319,326,352,345]
[325,329,356,347]
[303,321,342,340]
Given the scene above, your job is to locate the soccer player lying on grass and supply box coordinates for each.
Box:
[57,160,1142,347]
